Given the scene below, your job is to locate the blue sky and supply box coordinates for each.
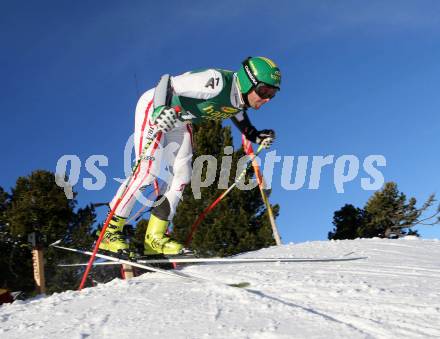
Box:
[1,1,439,243]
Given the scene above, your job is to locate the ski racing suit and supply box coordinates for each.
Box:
[110,69,266,222]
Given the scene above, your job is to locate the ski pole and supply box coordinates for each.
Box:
[185,144,264,246]
[78,107,180,290]
[242,136,281,245]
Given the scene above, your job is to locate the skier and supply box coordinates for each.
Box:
[99,56,281,256]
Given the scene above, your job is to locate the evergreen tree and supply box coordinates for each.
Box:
[172,121,279,256]
[0,185,34,293]
[3,171,97,294]
[45,204,96,293]
[328,182,439,239]
[0,186,8,227]
[0,230,34,293]
[66,205,96,249]
[8,170,76,242]
[328,204,364,240]
[360,182,437,238]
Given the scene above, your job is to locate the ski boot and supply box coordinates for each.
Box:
[144,214,184,256]
[98,215,130,256]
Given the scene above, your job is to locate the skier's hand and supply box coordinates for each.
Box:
[152,106,179,133]
[256,129,275,149]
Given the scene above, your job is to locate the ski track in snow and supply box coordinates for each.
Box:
[1,238,440,338]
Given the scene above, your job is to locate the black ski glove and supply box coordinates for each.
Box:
[256,129,275,149]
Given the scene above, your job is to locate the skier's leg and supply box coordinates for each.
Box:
[100,89,164,254]
[160,123,193,220]
[144,123,193,255]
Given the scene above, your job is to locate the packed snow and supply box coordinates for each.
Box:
[1,237,440,338]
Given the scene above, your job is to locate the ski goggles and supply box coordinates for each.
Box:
[254,83,278,99]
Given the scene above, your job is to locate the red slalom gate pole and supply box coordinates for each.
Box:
[78,199,122,290]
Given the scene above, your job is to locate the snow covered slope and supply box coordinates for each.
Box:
[1,238,440,338]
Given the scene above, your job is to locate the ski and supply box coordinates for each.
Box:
[59,255,367,266]
[50,241,250,288]
[138,255,367,264]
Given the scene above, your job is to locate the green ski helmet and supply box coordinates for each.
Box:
[237,56,281,96]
